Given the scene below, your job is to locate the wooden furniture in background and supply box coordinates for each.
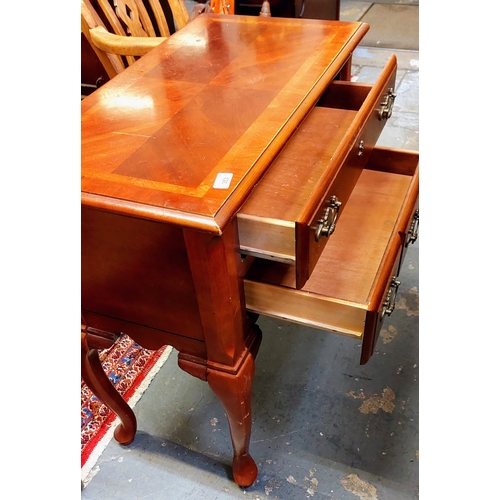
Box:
[233,0,339,19]
[81,0,191,79]
[297,0,340,20]
[234,0,292,17]
[81,14,418,486]
[81,31,110,96]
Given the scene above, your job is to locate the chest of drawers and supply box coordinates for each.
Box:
[81,13,418,487]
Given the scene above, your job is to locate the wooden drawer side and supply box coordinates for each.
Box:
[237,215,296,264]
[244,280,367,338]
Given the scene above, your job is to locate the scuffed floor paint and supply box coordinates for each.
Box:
[358,387,396,414]
[396,286,419,317]
[380,324,398,344]
[341,473,378,500]
[264,478,281,496]
[303,476,318,495]
[348,389,366,400]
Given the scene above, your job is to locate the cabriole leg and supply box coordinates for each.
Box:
[81,334,137,445]
[207,350,258,487]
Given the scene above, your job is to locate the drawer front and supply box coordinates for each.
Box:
[244,147,419,365]
[238,56,399,290]
[360,196,419,364]
[360,247,403,365]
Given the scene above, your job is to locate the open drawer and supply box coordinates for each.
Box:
[243,147,419,365]
[237,56,398,289]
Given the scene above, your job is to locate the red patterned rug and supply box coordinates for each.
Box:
[81,334,172,481]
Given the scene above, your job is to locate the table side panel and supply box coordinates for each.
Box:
[82,310,208,357]
[82,207,205,341]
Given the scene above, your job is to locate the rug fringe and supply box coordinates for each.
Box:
[81,345,173,487]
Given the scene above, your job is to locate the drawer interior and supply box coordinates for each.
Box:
[243,147,419,339]
[237,81,375,264]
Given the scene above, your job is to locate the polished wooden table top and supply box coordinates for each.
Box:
[81,14,368,234]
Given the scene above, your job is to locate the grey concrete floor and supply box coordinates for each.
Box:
[81,2,419,499]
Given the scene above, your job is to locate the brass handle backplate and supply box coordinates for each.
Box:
[315,195,342,242]
[378,88,397,120]
[381,277,401,319]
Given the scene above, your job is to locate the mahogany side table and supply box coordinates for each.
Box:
[81,13,418,487]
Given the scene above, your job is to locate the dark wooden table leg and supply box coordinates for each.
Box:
[181,222,263,487]
[81,331,137,445]
[207,346,258,487]
[178,324,262,487]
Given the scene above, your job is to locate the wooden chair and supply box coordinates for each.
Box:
[81,0,201,79]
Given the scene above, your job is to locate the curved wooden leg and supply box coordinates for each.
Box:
[207,350,258,487]
[81,334,137,445]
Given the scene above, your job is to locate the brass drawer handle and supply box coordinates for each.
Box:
[405,209,419,246]
[378,88,397,120]
[315,195,342,242]
[381,277,401,319]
